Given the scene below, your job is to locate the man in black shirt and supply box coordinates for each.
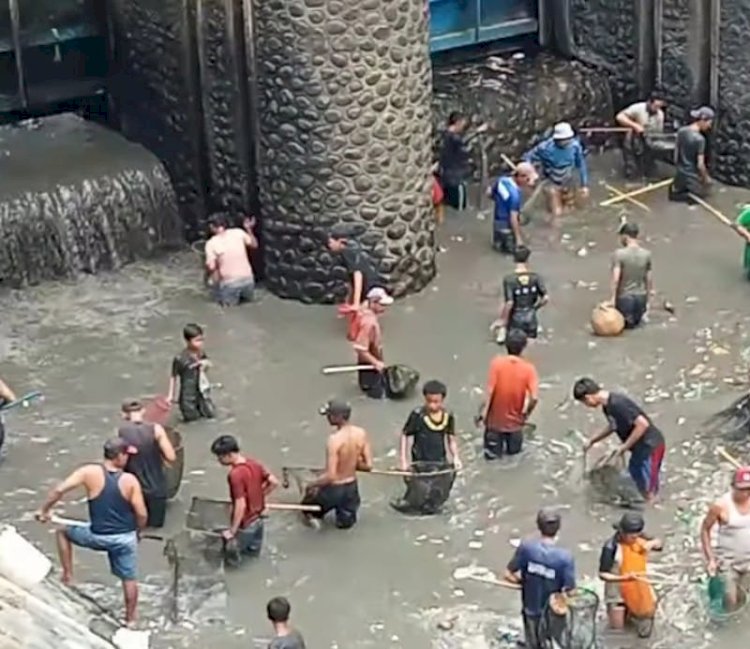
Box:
[438,112,488,211]
[392,380,461,514]
[327,225,383,310]
[574,378,666,504]
[493,246,548,344]
[669,106,714,203]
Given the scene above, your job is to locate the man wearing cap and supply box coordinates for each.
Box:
[505,508,576,649]
[523,122,589,218]
[327,225,383,312]
[301,400,373,529]
[575,378,666,504]
[701,466,750,610]
[610,222,653,329]
[117,399,176,528]
[669,106,714,203]
[352,287,393,399]
[487,162,539,254]
[210,434,279,559]
[599,513,663,635]
[36,439,148,625]
[616,91,668,180]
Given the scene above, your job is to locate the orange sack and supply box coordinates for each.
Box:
[619,539,657,618]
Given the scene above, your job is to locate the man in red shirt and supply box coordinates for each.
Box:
[477,329,539,459]
[352,287,393,398]
[210,435,279,559]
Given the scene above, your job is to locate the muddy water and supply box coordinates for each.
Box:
[2,154,750,648]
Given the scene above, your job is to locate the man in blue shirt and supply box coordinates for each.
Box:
[488,162,538,254]
[523,122,589,219]
[505,508,576,649]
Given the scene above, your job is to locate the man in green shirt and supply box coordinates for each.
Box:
[735,205,750,280]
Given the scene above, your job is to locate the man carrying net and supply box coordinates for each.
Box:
[391,380,461,515]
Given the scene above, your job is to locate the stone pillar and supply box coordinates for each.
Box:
[254,0,436,303]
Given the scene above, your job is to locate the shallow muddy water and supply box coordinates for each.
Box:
[2,155,750,648]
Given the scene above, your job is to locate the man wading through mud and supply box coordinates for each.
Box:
[492,245,548,344]
[610,222,653,329]
[438,112,488,211]
[204,212,258,306]
[701,466,750,610]
[488,162,538,254]
[327,225,383,312]
[352,287,393,398]
[575,378,666,504]
[669,106,714,203]
[477,329,539,460]
[168,323,216,422]
[36,439,148,625]
[615,91,667,180]
[211,434,279,559]
[505,509,576,649]
[117,399,176,528]
[301,400,373,529]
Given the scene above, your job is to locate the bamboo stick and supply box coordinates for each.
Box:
[716,446,742,469]
[599,179,673,206]
[604,183,651,212]
[688,194,744,236]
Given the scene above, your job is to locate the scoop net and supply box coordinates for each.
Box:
[586,454,644,509]
[540,588,599,649]
[703,392,750,440]
[383,364,420,399]
[390,461,456,515]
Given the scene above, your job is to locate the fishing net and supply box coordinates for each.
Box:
[184,496,249,568]
[586,455,644,508]
[164,427,184,500]
[701,575,749,624]
[390,461,457,515]
[539,588,599,649]
[383,364,420,399]
[281,466,324,497]
[704,392,750,440]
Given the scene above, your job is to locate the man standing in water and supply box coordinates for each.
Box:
[210,434,280,558]
[478,329,539,460]
[488,162,538,254]
[575,378,666,504]
[117,399,176,528]
[352,287,393,398]
[0,376,17,455]
[36,439,148,625]
[168,323,216,422]
[669,106,714,203]
[438,112,488,210]
[615,91,667,180]
[701,466,750,610]
[204,212,258,306]
[505,508,576,649]
[492,245,548,344]
[301,400,373,529]
[523,122,589,218]
[733,204,750,281]
[610,222,653,329]
[327,225,383,311]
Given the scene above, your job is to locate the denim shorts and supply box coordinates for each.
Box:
[212,278,255,306]
[237,518,264,556]
[65,524,138,581]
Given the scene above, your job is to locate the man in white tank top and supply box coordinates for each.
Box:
[701,467,750,609]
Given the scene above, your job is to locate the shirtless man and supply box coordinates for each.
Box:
[36,439,148,624]
[204,212,258,306]
[301,400,373,529]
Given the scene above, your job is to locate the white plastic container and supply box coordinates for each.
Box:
[0,525,52,588]
[113,628,150,649]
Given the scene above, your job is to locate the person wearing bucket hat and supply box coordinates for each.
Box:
[505,508,576,649]
[669,106,714,203]
[599,513,663,634]
[523,121,589,218]
[701,466,750,611]
[300,399,372,529]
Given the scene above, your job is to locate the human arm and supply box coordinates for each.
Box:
[701,503,723,574]
[126,476,148,531]
[504,544,526,584]
[445,413,462,469]
[522,141,543,166]
[399,412,417,471]
[610,253,622,304]
[696,138,709,183]
[499,275,514,325]
[167,357,180,402]
[524,367,539,420]
[535,275,549,309]
[35,467,88,521]
[262,467,280,496]
[352,322,384,371]
[351,271,364,308]
[574,141,589,188]
[598,540,633,582]
[242,217,259,250]
[735,209,750,242]
[646,256,654,302]
[509,188,523,244]
[615,105,645,134]
[617,414,650,455]
[154,424,176,464]
[204,239,218,275]
[0,378,16,403]
[480,359,499,423]
[584,424,614,451]
[358,433,374,472]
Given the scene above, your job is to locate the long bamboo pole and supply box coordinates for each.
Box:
[599,179,673,206]
[604,183,651,212]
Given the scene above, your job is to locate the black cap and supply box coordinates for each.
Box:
[328,224,356,240]
[536,507,561,527]
[614,512,645,534]
[103,437,136,459]
[319,399,351,419]
[618,221,639,238]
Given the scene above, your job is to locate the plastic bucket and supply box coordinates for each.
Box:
[0,525,52,588]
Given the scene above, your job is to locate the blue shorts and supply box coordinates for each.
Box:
[65,525,138,581]
[211,278,255,306]
[628,444,666,496]
[237,518,264,556]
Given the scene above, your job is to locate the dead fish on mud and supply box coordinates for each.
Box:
[586,464,645,508]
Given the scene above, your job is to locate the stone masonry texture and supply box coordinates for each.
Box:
[254,0,436,303]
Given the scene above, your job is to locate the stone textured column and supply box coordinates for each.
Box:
[254,0,436,303]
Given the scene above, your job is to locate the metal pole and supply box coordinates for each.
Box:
[8,0,28,109]
[653,0,663,87]
[708,0,720,108]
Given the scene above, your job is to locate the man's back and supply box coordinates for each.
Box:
[486,355,538,431]
[516,539,575,616]
[439,130,468,184]
[331,426,369,484]
[205,228,253,282]
[269,630,306,649]
[613,245,651,296]
[675,126,704,177]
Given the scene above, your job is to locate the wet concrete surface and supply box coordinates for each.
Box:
[2,153,750,647]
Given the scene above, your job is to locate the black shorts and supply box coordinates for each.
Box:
[303,481,361,529]
[484,428,523,459]
[615,293,648,329]
[508,309,538,338]
[492,228,516,254]
[145,494,167,528]
[179,392,216,422]
[0,419,5,455]
[443,182,467,210]
[358,369,385,399]
[523,611,567,649]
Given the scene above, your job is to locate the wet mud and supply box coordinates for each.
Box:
[2,153,750,648]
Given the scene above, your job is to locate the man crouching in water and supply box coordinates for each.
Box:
[302,400,373,529]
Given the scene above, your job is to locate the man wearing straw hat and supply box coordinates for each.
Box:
[523,122,589,218]
[700,466,750,611]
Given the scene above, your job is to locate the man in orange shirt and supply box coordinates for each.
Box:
[477,329,539,459]
[352,287,393,398]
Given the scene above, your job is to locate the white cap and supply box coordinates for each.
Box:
[366,287,394,305]
[552,122,575,140]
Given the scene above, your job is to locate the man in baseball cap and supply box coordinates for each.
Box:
[505,508,576,648]
[522,121,589,218]
[350,287,393,398]
[701,465,750,611]
[670,105,714,203]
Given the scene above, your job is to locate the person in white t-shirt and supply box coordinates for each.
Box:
[204,212,258,306]
[616,91,667,180]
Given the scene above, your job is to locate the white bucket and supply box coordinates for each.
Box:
[113,628,151,649]
[0,525,52,588]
